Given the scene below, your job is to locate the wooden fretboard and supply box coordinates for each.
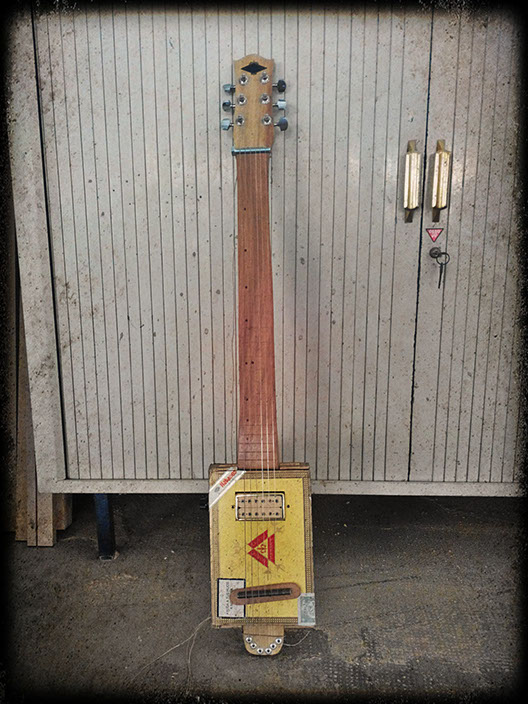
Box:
[236,152,279,469]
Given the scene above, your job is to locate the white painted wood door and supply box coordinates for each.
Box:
[8,6,521,494]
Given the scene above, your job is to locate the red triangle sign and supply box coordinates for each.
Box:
[426,228,443,242]
[248,530,276,568]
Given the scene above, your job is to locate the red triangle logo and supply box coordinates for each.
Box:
[248,530,276,568]
[426,228,443,242]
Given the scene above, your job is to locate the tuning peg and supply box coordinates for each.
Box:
[274,117,288,131]
[273,98,286,111]
[273,79,286,93]
[222,100,234,112]
[220,118,233,130]
[223,83,236,94]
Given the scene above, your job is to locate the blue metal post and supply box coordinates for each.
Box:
[94,494,117,560]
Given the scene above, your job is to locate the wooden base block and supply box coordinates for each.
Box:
[53,494,73,532]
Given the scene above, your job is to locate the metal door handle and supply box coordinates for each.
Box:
[404,140,421,222]
[432,139,451,222]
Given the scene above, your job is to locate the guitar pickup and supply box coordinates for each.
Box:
[235,492,285,520]
[230,582,301,605]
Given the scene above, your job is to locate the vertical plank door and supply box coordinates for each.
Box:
[410,8,522,489]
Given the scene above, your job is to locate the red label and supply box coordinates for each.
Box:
[248,530,276,568]
[426,228,443,242]
[219,469,237,488]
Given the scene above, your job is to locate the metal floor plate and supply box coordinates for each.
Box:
[6,494,522,701]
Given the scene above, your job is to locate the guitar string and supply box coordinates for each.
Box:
[263,153,274,614]
[257,152,263,600]
[268,150,277,602]
[249,154,255,612]
[263,153,270,615]
[269,152,278,614]
[249,152,257,606]
[244,154,253,604]
[248,152,254,612]
[265,153,273,606]
[264,152,276,609]
[237,151,248,617]
[259,153,267,602]
[272,73,277,614]
[244,155,254,604]
[265,153,273,615]
[262,153,269,600]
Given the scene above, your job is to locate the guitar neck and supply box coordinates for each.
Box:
[236,152,279,469]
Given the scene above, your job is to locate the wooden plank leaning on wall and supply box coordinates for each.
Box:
[1,9,72,542]
[7,221,73,546]
[16,288,73,546]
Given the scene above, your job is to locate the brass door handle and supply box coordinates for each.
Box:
[432,139,452,221]
[404,140,421,222]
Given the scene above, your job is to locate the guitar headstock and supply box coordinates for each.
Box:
[221,54,287,152]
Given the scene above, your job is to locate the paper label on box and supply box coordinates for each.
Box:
[209,467,246,508]
[298,592,316,626]
[217,578,245,618]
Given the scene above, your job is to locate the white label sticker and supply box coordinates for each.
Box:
[209,467,246,508]
[298,592,316,626]
[217,578,245,618]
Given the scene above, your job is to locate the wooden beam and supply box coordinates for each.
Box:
[17,303,38,545]
[17,297,64,546]
[53,494,73,532]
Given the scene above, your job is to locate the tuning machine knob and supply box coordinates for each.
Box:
[273,98,286,111]
[273,79,286,93]
[223,83,236,94]
[274,117,288,131]
[222,100,234,112]
[220,118,233,130]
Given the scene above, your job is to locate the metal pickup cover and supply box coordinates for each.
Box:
[235,492,285,520]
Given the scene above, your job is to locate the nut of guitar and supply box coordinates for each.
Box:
[235,492,285,520]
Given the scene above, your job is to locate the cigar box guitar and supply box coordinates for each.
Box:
[209,55,315,656]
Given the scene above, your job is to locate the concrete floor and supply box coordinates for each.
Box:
[5,493,524,702]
